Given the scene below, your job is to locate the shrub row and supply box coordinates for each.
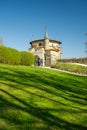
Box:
[58,57,87,64]
[51,62,87,75]
[0,46,34,66]
[20,51,34,66]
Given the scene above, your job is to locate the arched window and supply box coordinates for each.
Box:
[39,43,43,46]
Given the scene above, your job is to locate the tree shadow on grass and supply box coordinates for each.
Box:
[0,66,87,129]
[6,68,87,104]
[1,69,87,106]
[0,90,87,130]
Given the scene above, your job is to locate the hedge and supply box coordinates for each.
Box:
[0,46,21,65]
[20,51,35,66]
[58,57,87,64]
[0,46,35,66]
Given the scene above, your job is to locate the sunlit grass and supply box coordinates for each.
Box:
[0,64,87,130]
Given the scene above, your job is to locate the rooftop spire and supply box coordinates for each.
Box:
[32,34,34,41]
[44,26,48,39]
[55,32,58,40]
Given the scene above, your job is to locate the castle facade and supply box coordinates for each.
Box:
[29,29,62,66]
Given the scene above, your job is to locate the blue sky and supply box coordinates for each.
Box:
[0,0,87,58]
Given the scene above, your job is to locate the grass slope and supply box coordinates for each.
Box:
[0,64,87,130]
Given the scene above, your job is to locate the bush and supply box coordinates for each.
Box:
[20,51,35,66]
[51,62,87,75]
[0,46,21,65]
[0,46,35,66]
[0,46,7,64]
[8,47,21,65]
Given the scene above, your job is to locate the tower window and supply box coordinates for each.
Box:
[39,43,43,46]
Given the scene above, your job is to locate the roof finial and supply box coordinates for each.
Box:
[44,26,48,39]
[32,34,34,41]
[55,32,58,40]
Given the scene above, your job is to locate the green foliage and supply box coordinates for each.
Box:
[0,46,21,65]
[0,46,7,63]
[0,46,35,66]
[0,64,87,130]
[20,51,35,66]
[51,62,87,75]
[9,47,21,65]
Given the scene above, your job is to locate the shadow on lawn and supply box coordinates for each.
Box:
[1,67,87,105]
[0,89,87,130]
[0,66,87,130]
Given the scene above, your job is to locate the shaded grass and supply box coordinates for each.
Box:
[0,64,87,130]
[51,62,87,75]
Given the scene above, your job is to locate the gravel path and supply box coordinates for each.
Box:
[70,63,87,67]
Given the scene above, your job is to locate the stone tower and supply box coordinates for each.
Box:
[44,27,49,50]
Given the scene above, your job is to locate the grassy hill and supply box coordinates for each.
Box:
[0,64,87,130]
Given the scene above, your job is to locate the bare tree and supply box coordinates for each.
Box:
[0,37,4,46]
[84,33,87,57]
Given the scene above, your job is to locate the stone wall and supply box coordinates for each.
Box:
[50,51,61,65]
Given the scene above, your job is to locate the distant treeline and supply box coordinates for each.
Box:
[0,46,35,66]
[58,57,87,64]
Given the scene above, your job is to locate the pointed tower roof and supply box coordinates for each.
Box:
[32,34,34,41]
[44,26,48,39]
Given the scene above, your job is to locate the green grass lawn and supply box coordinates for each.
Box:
[0,64,87,130]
